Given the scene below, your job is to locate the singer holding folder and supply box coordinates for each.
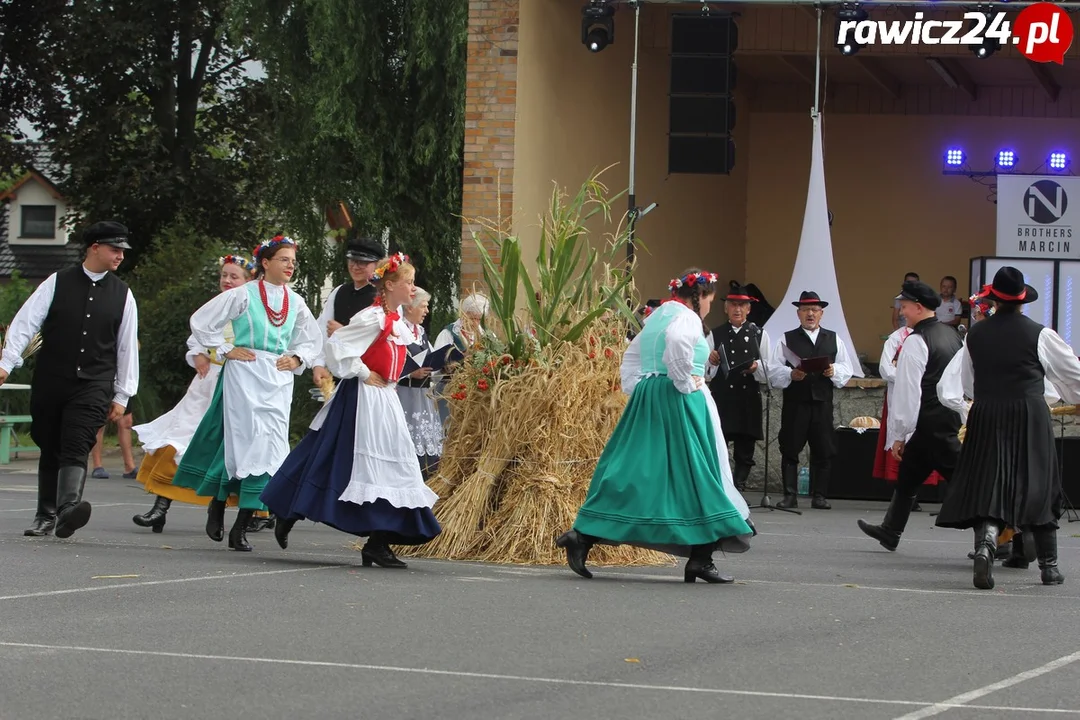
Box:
[705,284,772,492]
[767,291,854,510]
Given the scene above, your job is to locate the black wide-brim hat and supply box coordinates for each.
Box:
[345,236,384,263]
[725,283,759,302]
[82,220,132,249]
[792,290,828,308]
[987,266,1038,304]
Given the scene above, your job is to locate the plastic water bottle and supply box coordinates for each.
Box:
[797,466,810,496]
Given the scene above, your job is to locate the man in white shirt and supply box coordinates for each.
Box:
[935,275,963,327]
[767,291,855,509]
[0,221,140,538]
[858,281,962,551]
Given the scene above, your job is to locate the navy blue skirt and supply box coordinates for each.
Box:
[260,377,442,545]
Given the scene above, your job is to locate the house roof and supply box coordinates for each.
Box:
[0,169,64,201]
[0,150,81,280]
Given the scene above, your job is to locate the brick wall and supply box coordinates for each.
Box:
[460,0,519,295]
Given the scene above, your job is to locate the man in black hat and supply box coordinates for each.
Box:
[0,220,139,538]
[934,266,1080,589]
[311,235,384,386]
[767,290,854,509]
[857,280,963,552]
[705,284,773,491]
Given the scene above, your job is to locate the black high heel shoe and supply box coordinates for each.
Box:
[684,556,734,584]
[133,496,171,533]
[361,537,407,568]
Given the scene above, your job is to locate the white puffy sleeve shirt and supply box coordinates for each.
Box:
[324,306,387,382]
[664,305,708,395]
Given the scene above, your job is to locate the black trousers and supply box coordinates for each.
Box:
[729,434,757,468]
[30,378,112,471]
[895,430,958,497]
[779,399,836,496]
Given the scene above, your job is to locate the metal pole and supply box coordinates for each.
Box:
[813,5,821,117]
[635,0,1080,7]
[627,0,641,268]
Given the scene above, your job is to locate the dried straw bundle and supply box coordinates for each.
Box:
[396,328,673,567]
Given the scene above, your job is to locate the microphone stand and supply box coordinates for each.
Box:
[745,324,801,515]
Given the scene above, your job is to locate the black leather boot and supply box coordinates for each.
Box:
[973,520,1002,590]
[857,490,915,551]
[54,466,91,539]
[555,529,595,579]
[810,460,831,509]
[1002,530,1030,569]
[24,461,58,536]
[776,460,799,509]
[206,498,226,542]
[1033,525,1065,585]
[732,463,751,492]
[362,533,407,568]
[274,517,297,549]
[132,496,171,533]
[684,544,734,584]
[228,509,254,551]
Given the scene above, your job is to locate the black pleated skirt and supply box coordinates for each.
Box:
[936,396,1062,530]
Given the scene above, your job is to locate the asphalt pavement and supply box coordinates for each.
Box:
[2,460,1079,720]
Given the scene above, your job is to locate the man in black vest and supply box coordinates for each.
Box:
[705,285,773,491]
[311,235,383,386]
[768,291,854,509]
[857,281,962,552]
[0,220,139,538]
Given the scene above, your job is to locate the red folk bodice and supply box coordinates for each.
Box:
[360,310,407,382]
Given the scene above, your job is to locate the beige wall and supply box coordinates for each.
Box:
[514,0,748,324]
[7,178,69,245]
[511,0,1079,359]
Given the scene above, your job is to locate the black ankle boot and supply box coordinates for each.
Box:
[132,496,172,533]
[1033,526,1065,585]
[362,534,407,568]
[54,467,91,539]
[228,509,254,551]
[274,517,297,549]
[857,490,915,551]
[684,544,734,584]
[973,521,1002,590]
[776,461,799,509]
[206,498,226,542]
[556,529,595,579]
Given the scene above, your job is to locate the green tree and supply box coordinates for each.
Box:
[26,0,282,266]
[233,0,468,320]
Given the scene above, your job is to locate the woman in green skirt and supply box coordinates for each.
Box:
[557,269,754,583]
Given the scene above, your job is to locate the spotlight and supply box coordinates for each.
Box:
[996,149,1017,169]
[582,1,615,53]
[835,4,869,56]
[1049,152,1070,171]
[972,37,999,58]
[945,148,965,167]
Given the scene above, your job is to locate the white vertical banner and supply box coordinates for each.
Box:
[763,114,863,377]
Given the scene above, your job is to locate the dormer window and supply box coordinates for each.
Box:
[20,205,56,239]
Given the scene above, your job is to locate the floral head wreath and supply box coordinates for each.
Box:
[970,284,995,317]
[371,252,410,282]
[220,254,256,274]
[253,234,298,259]
[668,271,719,294]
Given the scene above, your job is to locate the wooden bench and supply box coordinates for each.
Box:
[0,414,38,464]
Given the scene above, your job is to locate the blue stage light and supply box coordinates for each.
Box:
[1049,152,1069,170]
[945,148,965,166]
[996,149,1016,168]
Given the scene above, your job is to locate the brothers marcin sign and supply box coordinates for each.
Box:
[996,175,1078,259]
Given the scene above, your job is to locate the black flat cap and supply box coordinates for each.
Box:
[345,236,384,263]
[898,280,941,310]
[82,220,132,249]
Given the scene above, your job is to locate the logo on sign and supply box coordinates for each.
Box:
[1024,180,1068,224]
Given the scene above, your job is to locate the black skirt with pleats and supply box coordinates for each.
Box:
[936,395,1062,530]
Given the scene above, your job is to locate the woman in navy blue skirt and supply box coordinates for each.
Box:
[261,254,441,568]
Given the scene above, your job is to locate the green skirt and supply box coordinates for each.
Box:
[574,375,752,556]
[171,371,269,511]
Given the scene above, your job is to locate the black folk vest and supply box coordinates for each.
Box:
[35,266,129,383]
[332,282,377,326]
[782,327,838,404]
[908,317,964,439]
[966,311,1046,402]
[709,322,761,395]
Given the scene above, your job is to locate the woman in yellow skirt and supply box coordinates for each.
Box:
[131,254,265,532]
